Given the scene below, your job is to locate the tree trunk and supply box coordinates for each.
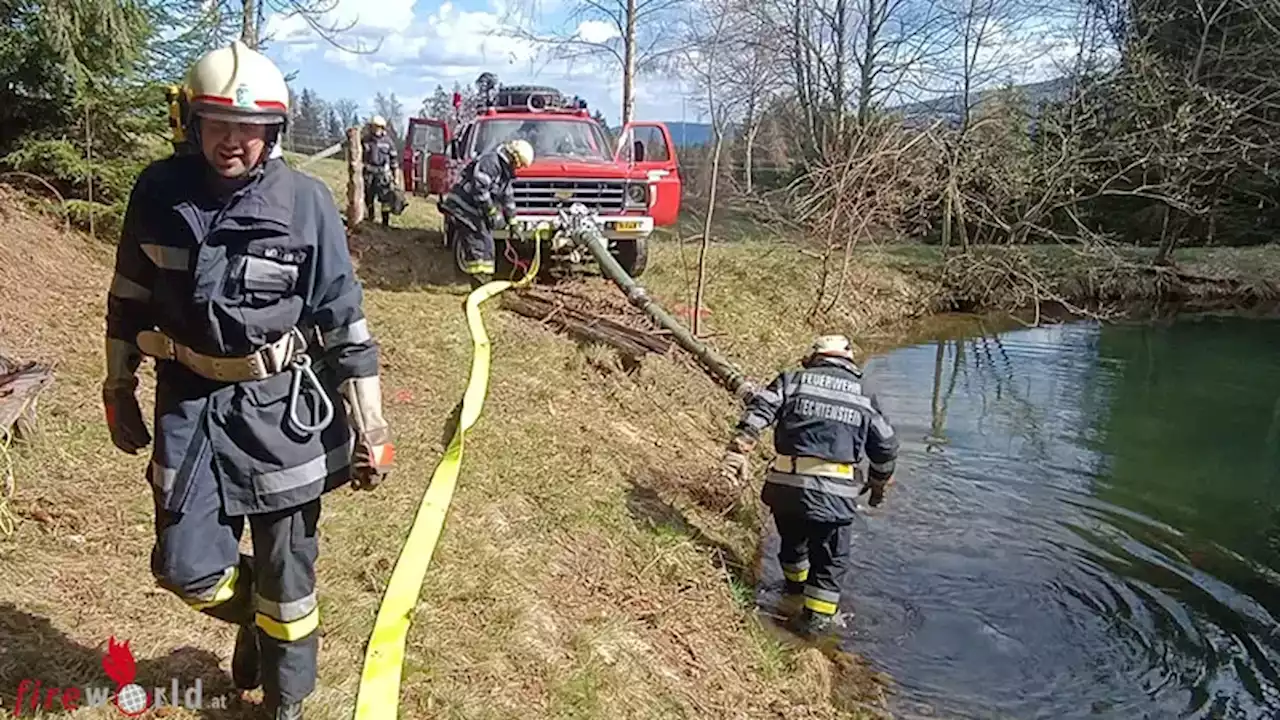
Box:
[346,127,365,227]
[833,0,848,140]
[241,0,258,48]
[622,0,638,125]
[744,99,759,194]
[694,119,725,338]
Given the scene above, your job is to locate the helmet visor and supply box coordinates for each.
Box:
[191,102,286,126]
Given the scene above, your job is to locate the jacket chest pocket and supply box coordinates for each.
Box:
[226,245,308,307]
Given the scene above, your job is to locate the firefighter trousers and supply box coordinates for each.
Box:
[452,224,496,281]
[364,170,393,213]
[774,513,854,617]
[150,472,320,706]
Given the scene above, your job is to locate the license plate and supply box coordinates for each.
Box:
[613,221,643,232]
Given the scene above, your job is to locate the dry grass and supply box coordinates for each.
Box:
[0,175,928,718]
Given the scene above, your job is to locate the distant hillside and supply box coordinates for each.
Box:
[663,122,714,147]
[891,77,1074,126]
[611,121,716,149]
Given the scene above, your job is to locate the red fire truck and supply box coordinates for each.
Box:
[401,80,680,277]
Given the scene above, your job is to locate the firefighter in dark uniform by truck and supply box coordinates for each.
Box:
[437,138,534,288]
[362,115,398,227]
[102,40,395,719]
[718,335,899,637]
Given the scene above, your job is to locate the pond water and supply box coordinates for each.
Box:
[762,315,1280,719]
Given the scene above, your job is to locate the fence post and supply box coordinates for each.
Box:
[346,127,365,226]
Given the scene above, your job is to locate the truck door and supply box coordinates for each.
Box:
[615,121,681,226]
[405,118,450,196]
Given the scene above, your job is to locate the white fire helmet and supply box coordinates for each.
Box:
[808,334,855,362]
[371,115,388,129]
[503,139,534,168]
[185,40,289,126]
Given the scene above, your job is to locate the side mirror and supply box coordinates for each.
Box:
[633,140,645,163]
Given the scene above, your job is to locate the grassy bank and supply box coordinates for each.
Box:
[5,152,1278,718]
[0,164,935,719]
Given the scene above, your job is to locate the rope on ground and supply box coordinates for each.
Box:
[0,429,16,537]
[352,241,541,719]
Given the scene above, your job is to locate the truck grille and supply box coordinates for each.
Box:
[513,178,626,213]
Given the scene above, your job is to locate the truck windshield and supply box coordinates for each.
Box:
[474,119,613,162]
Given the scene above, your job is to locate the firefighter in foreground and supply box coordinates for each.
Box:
[438,138,534,288]
[719,335,899,637]
[103,40,394,719]
[362,115,398,226]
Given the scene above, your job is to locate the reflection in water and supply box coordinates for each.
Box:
[758,316,1280,719]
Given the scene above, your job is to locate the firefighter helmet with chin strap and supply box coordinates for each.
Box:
[183,40,290,164]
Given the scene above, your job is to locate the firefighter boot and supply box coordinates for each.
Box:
[778,580,806,617]
[232,623,260,690]
[469,273,492,290]
[381,209,390,227]
[272,701,303,720]
[788,608,834,639]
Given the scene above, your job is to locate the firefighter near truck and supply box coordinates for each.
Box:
[402,76,682,279]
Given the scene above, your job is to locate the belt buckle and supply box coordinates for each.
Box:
[244,353,269,381]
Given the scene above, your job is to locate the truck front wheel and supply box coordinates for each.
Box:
[610,237,648,278]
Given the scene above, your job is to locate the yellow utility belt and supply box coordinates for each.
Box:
[772,454,856,480]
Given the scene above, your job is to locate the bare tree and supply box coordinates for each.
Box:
[681,0,741,335]
[197,0,383,54]
[506,0,689,125]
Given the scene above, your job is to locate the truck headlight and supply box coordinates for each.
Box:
[625,183,648,206]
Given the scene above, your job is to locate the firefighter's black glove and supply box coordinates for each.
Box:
[861,476,894,508]
[103,387,151,455]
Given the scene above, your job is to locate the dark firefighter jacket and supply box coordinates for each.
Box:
[736,356,899,523]
[438,148,517,233]
[105,154,379,517]
[362,134,396,174]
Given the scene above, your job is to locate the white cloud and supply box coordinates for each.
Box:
[268,0,692,122]
[575,19,619,44]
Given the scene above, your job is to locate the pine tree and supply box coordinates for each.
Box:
[296,88,324,151]
[326,107,342,143]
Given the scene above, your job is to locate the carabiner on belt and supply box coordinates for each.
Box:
[288,353,335,434]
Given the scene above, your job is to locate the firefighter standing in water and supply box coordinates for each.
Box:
[102,40,395,719]
[362,115,398,227]
[438,138,534,288]
[719,335,899,637]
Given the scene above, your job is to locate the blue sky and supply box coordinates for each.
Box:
[259,0,698,128]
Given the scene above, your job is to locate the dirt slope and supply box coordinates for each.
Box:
[0,181,933,718]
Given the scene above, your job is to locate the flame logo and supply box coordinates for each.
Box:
[102,637,150,716]
[102,637,136,687]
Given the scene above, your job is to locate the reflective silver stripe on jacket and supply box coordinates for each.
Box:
[765,470,861,499]
[150,461,177,495]
[322,318,371,347]
[140,244,190,271]
[256,441,353,497]
[110,272,151,301]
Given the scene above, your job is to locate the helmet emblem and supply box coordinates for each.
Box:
[234,83,253,108]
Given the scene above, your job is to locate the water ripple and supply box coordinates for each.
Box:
[759,317,1280,719]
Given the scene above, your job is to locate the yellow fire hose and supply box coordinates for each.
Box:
[353,237,541,718]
